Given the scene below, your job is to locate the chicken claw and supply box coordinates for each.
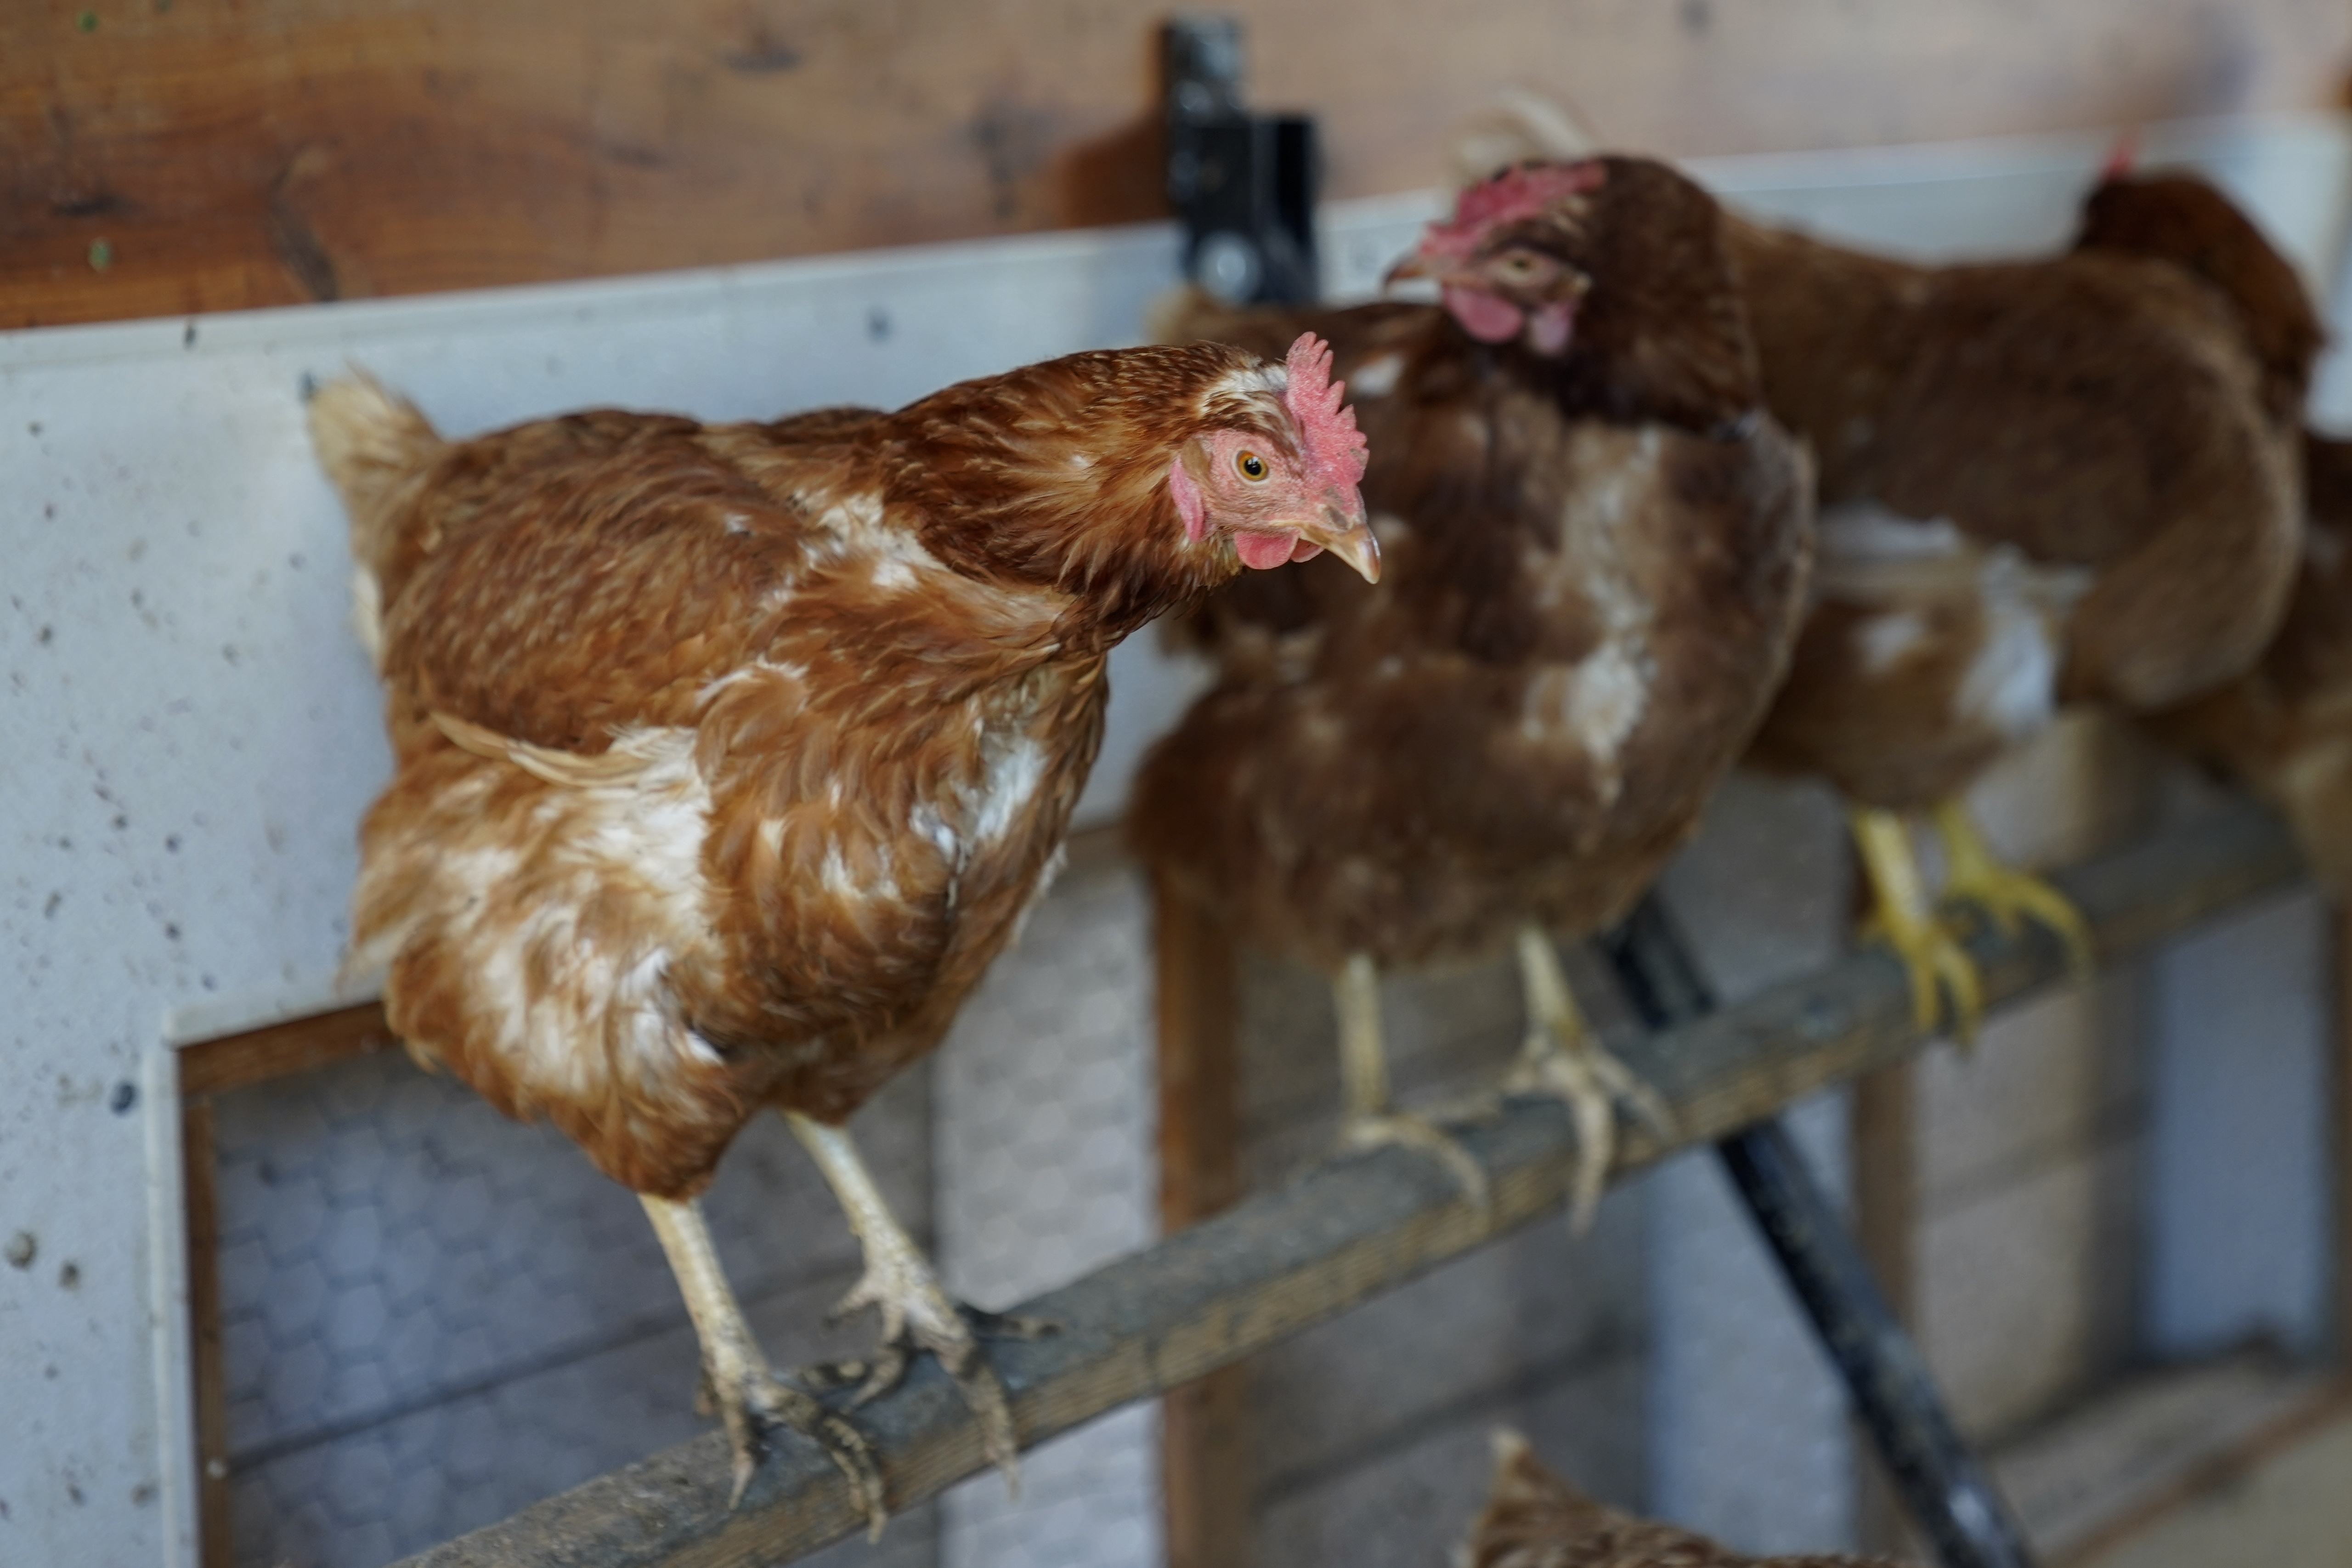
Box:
[1332,954,1493,1214]
[787,1113,1032,1493]
[1505,927,1674,1230]
[708,1358,885,1523]
[1932,801,2094,975]
[1338,1109,1493,1211]
[1850,807,1984,1044]
[639,1194,887,1530]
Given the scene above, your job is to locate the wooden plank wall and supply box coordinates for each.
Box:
[5,0,2348,330]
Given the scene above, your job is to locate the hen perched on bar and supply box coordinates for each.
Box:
[1735,162,2321,1036]
[306,336,1375,1524]
[1137,157,1813,1221]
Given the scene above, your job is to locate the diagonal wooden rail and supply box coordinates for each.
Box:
[394,801,2304,1568]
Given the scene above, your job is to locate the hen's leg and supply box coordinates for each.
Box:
[1849,806,1983,1043]
[1332,952,1490,1209]
[1505,926,1674,1231]
[1931,800,2093,974]
[785,1111,1040,1495]
[639,1194,887,1528]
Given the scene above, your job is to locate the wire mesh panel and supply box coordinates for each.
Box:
[211,1047,937,1568]
[933,858,1165,1568]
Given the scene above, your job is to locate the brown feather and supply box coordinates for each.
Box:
[1460,1431,1895,1568]
[2148,432,2352,892]
[1737,169,2315,807]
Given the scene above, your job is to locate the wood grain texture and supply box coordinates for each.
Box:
[180,1094,231,1568]
[1151,875,1255,1568]
[385,800,2303,1568]
[6,1,2348,328]
[175,1001,396,1097]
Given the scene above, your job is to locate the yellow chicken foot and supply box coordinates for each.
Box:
[1931,800,2094,975]
[1504,926,1674,1231]
[785,1112,1032,1496]
[1332,953,1492,1212]
[638,1193,887,1529]
[1849,806,1984,1044]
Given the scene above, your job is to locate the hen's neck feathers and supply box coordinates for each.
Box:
[2073,174,2324,424]
[1513,158,1763,435]
[872,344,1268,654]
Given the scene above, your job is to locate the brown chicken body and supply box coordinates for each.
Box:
[308,339,1377,1519]
[1734,168,2318,1032]
[1136,158,1813,1216]
[1461,1431,1895,1568]
[2150,433,2352,888]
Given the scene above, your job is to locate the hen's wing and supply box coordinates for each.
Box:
[361,407,885,753]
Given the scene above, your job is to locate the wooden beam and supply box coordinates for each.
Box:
[176,1002,396,1097]
[181,1093,232,1568]
[379,800,2301,1568]
[6,1,2347,329]
[1151,875,1254,1568]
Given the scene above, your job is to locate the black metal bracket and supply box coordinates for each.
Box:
[1162,16,1320,306]
[1597,894,2040,1568]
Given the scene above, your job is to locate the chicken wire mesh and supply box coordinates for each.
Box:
[206,853,1166,1568]
[210,1013,939,1568]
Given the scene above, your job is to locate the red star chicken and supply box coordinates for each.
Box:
[1135,158,1814,1222]
[2148,431,2352,887]
[1735,164,2322,1035]
[1461,1429,1897,1568]
[305,336,1377,1523]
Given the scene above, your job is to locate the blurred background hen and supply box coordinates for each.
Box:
[1734,160,2324,1036]
[305,335,1377,1523]
[1135,156,1815,1219]
[1458,1430,1897,1568]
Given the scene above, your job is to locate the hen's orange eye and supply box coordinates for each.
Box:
[1235,450,1269,481]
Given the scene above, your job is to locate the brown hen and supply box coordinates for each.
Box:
[2148,432,2352,888]
[1460,1430,1897,1568]
[1135,158,1813,1221]
[306,338,1376,1521]
[1736,167,2319,1035]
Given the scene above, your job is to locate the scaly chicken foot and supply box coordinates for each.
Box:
[1504,926,1674,1231]
[1931,800,2094,975]
[638,1194,888,1530]
[1333,953,1493,1213]
[786,1112,1029,1494]
[1849,806,1983,1045]
[797,1303,1057,1403]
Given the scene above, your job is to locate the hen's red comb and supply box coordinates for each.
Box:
[2099,130,2140,182]
[1284,333,1368,485]
[1416,159,1608,262]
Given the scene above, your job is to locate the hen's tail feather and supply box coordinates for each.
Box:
[307,371,444,668]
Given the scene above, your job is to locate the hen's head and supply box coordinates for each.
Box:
[896,335,1375,647]
[1390,155,1758,430]
[1163,332,1378,580]
[2075,168,2325,420]
[1392,160,1608,354]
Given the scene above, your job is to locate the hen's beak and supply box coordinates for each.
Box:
[1383,251,1441,290]
[1297,496,1382,583]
